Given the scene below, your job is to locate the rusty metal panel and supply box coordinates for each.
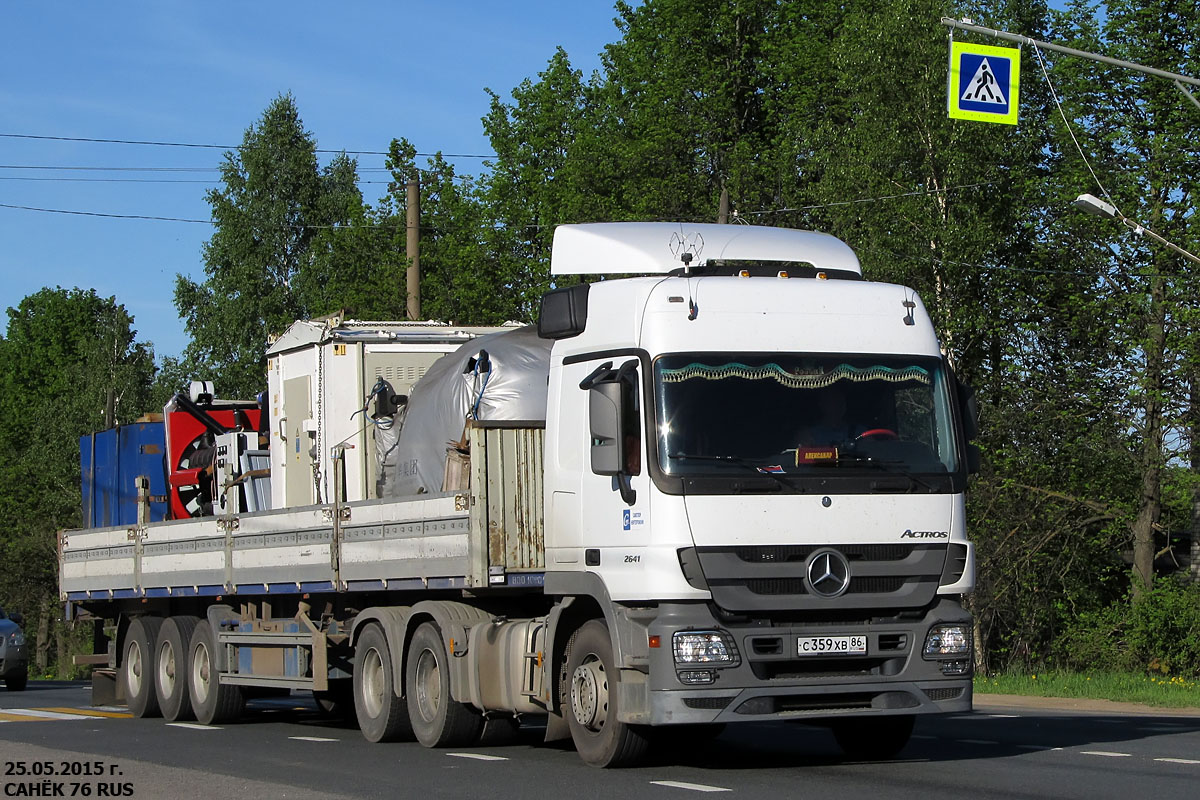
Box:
[477,425,545,571]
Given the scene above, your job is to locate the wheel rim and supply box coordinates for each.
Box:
[157,640,176,698]
[414,647,442,723]
[191,641,211,704]
[126,640,144,698]
[361,647,386,718]
[570,655,608,731]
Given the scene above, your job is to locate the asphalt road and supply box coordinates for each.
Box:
[2,681,1198,799]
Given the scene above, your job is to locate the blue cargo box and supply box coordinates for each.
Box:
[80,422,168,528]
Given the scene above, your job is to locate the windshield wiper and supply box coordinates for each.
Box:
[833,456,937,492]
[668,452,794,491]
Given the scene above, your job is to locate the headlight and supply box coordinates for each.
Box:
[672,631,738,666]
[8,631,25,647]
[923,624,970,657]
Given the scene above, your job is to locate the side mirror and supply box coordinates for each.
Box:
[589,381,625,477]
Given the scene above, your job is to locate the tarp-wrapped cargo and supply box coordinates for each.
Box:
[384,325,551,497]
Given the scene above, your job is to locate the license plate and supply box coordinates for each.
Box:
[796,635,867,656]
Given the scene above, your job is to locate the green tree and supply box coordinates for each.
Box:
[0,288,155,674]
[175,94,362,398]
[1046,0,1200,599]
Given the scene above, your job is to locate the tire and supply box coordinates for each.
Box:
[187,620,244,725]
[353,623,412,742]
[831,714,915,760]
[5,672,27,691]
[155,616,199,721]
[122,617,163,717]
[564,619,650,768]
[406,622,483,748]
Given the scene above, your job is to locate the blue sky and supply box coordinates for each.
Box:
[1,1,620,360]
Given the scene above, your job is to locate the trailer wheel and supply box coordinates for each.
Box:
[187,620,244,725]
[155,616,198,721]
[830,714,915,760]
[353,623,412,742]
[406,622,483,747]
[565,619,650,768]
[122,617,163,718]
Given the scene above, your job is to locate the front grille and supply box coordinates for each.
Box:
[924,687,964,701]
[737,576,907,596]
[695,543,946,613]
[752,657,896,681]
[683,696,735,710]
[733,544,915,563]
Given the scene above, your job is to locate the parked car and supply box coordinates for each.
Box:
[0,606,29,691]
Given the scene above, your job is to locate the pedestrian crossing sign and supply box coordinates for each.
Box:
[948,41,1020,125]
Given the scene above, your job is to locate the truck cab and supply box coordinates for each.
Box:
[538,223,976,763]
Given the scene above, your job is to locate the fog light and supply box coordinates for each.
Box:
[924,624,970,657]
[673,631,738,666]
[678,669,716,685]
[940,659,970,676]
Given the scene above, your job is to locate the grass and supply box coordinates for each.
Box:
[974,670,1200,709]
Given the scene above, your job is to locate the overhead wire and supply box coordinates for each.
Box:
[0,132,494,159]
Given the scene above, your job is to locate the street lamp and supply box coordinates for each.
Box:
[1073,193,1200,266]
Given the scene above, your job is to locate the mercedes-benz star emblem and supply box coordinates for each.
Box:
[806,550,851,598]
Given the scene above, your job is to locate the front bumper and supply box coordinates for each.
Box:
[636,600,972,725]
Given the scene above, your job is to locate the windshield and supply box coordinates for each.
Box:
[654,354,959,481]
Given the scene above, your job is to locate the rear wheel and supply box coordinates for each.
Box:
[187,620,244,724]
[406,622,483,747]
[353,624,412,742]
[155,616,198,721]
[831,715,915,760]
[565,620,650,768]
[122,617,163,717]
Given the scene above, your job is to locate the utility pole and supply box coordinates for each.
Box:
[406,177,421,320]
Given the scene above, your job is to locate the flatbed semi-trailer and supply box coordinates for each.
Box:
[62,222,979,767]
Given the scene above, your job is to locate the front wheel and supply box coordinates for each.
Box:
[4,672,27,691]
[831,714,914,760]
[565,620,650,768]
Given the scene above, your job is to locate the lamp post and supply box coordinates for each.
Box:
[1072,193,1200,266]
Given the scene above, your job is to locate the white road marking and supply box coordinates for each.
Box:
[167,722,222,730]
[650,781,732,793]
[289,735,339,742]
[1081,751,1131,758]
[446,752,508,761]
[984,714,1019,718]
[1155,758,1200,765]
